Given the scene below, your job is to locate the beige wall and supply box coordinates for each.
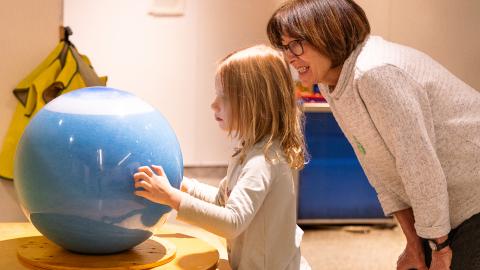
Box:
[0,0,63,221]
[64,0,479,167]
[63,0,280,166]
[357,0,480,90]
[1,0,479,221]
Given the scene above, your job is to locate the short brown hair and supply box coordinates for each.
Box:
[216,45,306,169]
[267,0,370,67]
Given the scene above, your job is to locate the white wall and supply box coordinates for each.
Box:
[64,0,280,166]
[0,0,63,221]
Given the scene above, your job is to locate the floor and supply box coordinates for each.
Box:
[170,167,407,270]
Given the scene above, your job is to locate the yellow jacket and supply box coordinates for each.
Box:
[0,41,106,180]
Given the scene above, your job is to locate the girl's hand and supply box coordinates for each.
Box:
[429,246,452,270]
[133,165,182,210]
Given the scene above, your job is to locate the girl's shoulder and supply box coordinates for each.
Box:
[226,141,292,186]
[245,141,288,168]
[229,140,288,169]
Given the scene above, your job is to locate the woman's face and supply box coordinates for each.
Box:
[281,35,334,87]
[211,75,231,132]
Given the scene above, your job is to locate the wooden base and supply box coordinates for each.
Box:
[0,223,223,270]
[17,236,176,269]
[0,223,224,270]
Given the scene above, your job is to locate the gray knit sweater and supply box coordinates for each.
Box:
[321,36,480,239]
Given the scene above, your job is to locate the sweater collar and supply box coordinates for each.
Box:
[328,35,370,100]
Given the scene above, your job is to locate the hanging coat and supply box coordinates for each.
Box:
[0,39,107,180]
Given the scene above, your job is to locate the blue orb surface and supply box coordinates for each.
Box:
[14,87,183,254]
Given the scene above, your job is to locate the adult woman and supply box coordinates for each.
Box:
[267,1,480,270]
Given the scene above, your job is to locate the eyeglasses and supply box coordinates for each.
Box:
[279,39,305,57]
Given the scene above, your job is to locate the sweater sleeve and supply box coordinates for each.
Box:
[357,65,450,239]
[187,177,226,205]
[361,164,411,215]
[176,156,272,239]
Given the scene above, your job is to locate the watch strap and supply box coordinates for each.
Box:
[429,238,450,251]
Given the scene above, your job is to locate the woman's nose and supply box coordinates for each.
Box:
[283,50,296,63]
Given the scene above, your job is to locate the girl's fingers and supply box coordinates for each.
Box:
[134,190,150,199]
[151,165,166,176]
[133,172,150,182]
[135,179,152,190]
[137,166,154,177]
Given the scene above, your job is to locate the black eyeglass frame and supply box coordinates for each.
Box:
[279,39,305,57]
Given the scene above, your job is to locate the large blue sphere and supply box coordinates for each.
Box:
[14,87,183,254]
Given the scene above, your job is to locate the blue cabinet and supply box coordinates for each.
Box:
[297,104,390,224]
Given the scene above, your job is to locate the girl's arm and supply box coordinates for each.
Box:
[133,157,274,239]
[176,156,273,239]
[181,176,227,206]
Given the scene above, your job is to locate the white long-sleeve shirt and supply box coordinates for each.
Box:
[321,35,480,239]
[177,142,308,270]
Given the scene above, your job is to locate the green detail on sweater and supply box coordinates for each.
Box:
[354,136,366,155]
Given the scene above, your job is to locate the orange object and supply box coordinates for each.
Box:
[295,81,326,102]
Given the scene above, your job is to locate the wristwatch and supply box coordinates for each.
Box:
[428,238,450,251]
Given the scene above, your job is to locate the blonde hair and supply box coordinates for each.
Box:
[267,0,370,67]
[216,45,306,170]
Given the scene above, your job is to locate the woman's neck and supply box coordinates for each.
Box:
[323,65,343,90]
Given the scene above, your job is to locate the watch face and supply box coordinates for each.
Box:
[428,240,438,251]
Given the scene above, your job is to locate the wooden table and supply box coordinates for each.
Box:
[0,222,231,270]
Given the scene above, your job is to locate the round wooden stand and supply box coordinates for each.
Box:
[17,236,176,269]
[0,223,223,269]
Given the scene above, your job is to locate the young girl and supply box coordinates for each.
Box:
[133,45,310,270]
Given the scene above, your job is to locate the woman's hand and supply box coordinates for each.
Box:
[429,246,452,270]
[133,165,182,210]
[397,241,428,270]
[394,208,428,270]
